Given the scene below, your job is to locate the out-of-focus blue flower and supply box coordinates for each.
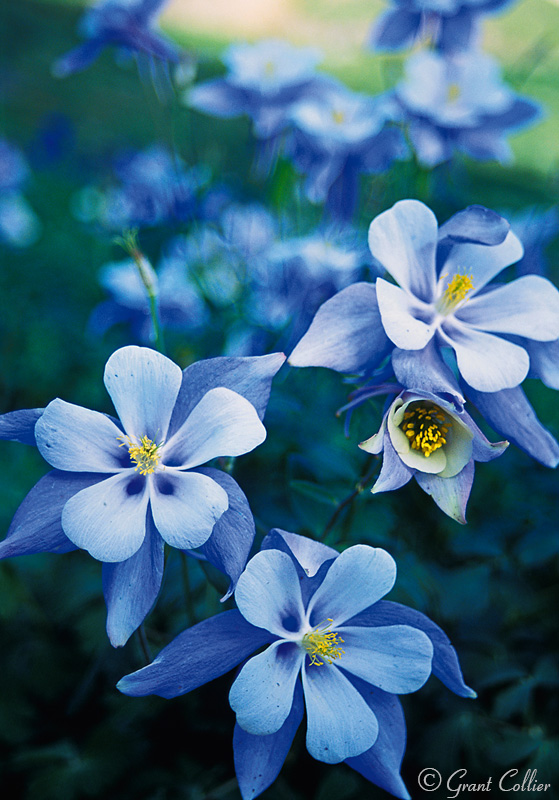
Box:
[0,139,41,248]
[0,346,285,646]
[286,79,408,218]
[53,0,182,78]
[73,144,208,231]
[369,0,515,54]
[28,113,75,169]
[395,50,541,167]
[89,243,209,342]
[118,529,475,799]
[359,388,508,522]
[508,207,559,278]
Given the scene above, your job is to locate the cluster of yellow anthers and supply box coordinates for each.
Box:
[302,619,345,666]
[118,434,163,476]
[437,272,474,315]
[401,405,450,458]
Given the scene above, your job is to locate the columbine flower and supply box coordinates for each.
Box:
[52,0,182,78]
[394,49,540,167]
[359,389,508,522]
[290,199,559,394]
[369,0,515,54]
[286,78,407,218]
[117,529,475,800]
[0,346,285,646]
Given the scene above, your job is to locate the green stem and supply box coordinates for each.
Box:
[322,457,379,543]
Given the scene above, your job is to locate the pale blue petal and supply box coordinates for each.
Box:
[0,471,102,559]
[443,230,523,292]
[103,511,165,647]
[415,461,475,524]
[351,601,477,699]
[371,433,414,493]
[457,276,559,341]
[438,205,509,246]
[289,282,392,374]
[465,384,559,467]
[391,342,464,404]
[235,549,306,637]
[376,279,437,350]
[370,8,420,51]
[459,409,509,463]
[62,471,149,562]
[104,345,182,441]
[527,338,559,390]
[0,408,43,446]
[163,387,266,468]
[187,79,245,118]
[368,200,438,302]
[117,609,273,698]
[168,352,285,435]
[195,467,255,600]
[441,321,529,391]
[338,625,433,692]
[346,686,410,800]
[150,469,228,550]
[306,545,397,627]
[234,682,304,800]
[35,399,125,472]
[261,529,339,578]
[229,642,304,735]
[302,663,379,763]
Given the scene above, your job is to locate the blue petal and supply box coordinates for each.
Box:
[234,681,304,800]
[376,278,437,350]
[150,469,228,550]
[370,433,414,494]
[230,642,304,735]
[187,79,246,118]
[62,471,149,562]
[438,8,475,53]
[527,338,559,390]
[103,345,183,442]
[457,276,559,341]
[337,625,433,692]
[261,529,339,577]
[52,41,104,78]
[346,683,410,800]
[235,550,306,637]
[164,387,266,467]
[306,545,397,627]
[103,511,165,647]
[348,601,477,699]
[459,409,509,463]
[0,470,102,559]
[168,352,285,436]
[302,662,379,763]
[443,230,523,293]
[392,342,464,405]
[35,399,125,472]
[440,320,529,392]
[117,609,273,698]
[438,205,509,247]
[368,200,438,303]
[0,408,43,446]
[289,282,392,373]
[414,461,475,524]
[369,9,420,51]
[195,467,255,600]
[464,384,559,468]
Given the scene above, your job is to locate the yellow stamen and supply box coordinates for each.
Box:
[332,109,345,125]
[436,272,474,315]
[264,60,275,76]
[302,619,345,666]
[401,405,450,458]
[447,82,461,103]
[118,434,163,475]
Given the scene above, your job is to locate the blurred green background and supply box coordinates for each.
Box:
[1,1,559,798]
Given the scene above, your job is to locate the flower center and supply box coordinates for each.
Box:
[264,60,276,76]
[435,272,474,315]
[401,404,450,458]
[119,434,163,475]
[447,82,461,103]
[302,619,345,666]
[332,109,345,125]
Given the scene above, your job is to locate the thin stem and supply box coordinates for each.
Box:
[136,623,152,665]
[322,457,379,542]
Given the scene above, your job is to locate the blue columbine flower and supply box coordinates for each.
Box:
[359,388,508,522]
[394,49,541,167]
[0,345,285,646]
[286,78,407,218]
[117,529,475,800]
[369,0,515,54]
[52,0,182,78]
[0,139,41,248]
